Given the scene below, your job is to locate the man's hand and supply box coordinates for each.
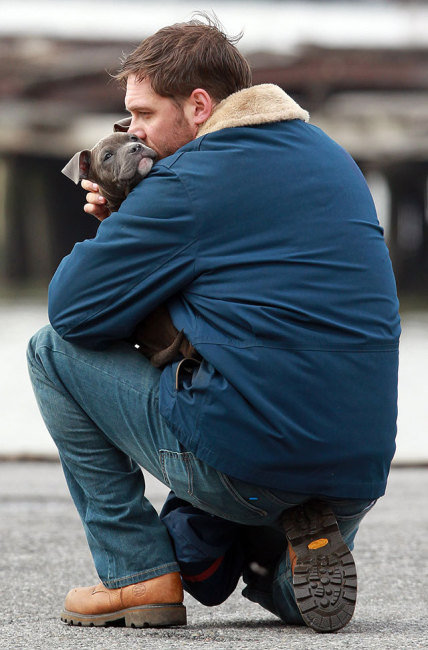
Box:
[81,180,111,221]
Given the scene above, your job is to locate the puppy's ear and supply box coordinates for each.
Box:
[61,150,91,184]
[113,117,131,132]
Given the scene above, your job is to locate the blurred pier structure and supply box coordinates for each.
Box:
[0,35,428,298]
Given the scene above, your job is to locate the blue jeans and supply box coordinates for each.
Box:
[27,325,375,621]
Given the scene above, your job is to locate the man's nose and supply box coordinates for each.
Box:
[128,121,146,141]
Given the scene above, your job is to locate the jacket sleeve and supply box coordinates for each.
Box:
[48,165,198,349]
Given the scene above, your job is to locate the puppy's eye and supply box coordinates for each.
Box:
[129,135,139,142]
[103,152,113,161]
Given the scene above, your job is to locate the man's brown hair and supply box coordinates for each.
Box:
[114,15,252,102]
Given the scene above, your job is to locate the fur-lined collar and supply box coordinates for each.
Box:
[197,84,309,137]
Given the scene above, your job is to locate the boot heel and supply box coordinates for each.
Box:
[125,603,187,628]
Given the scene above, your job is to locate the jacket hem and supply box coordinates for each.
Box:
[162,416,390,501]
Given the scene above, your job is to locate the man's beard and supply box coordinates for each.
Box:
[155,109,195,160]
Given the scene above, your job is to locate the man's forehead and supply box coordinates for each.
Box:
[125,75,156,109]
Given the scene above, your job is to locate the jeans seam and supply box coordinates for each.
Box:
[107,552,112,582]
[33,345,160,401]
[27,355,69,395]
[185,453,194,496]
[159,451,171,486]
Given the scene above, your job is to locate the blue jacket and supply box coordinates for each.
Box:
[49,85,400,499]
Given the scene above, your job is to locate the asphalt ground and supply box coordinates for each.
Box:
[1,462,427,650]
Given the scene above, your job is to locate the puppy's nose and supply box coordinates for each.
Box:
[130,143,142,153]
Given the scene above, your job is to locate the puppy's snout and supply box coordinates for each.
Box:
[130,143,142,154]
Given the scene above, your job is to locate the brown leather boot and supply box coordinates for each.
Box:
[61,571,186,627]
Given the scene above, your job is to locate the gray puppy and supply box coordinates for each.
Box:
[62,132,157,212]
[61,132,200,370]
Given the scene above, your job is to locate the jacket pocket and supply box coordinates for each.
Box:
[175,357,202,391]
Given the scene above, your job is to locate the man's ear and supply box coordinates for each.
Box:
[61,150,91,184]
[186,88,215,127]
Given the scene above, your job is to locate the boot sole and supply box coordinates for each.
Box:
[281,500,357,633]
[60,602,187,628]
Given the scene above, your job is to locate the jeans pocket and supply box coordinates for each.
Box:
[216,473,268,518]
[159,449,194,495]
[158,449,267,523]
[257,488,307,509]
[329,499,377,521]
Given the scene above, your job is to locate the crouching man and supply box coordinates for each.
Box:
[27,16,400,633]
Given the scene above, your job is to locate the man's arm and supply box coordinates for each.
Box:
[49,166,197,349]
